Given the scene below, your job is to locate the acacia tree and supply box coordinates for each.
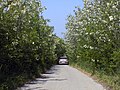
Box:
[65,0,120,74]
[0,1,57,89]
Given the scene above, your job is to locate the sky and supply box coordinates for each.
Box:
[41,0,84,38]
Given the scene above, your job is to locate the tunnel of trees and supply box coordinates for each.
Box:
[0,0,120,90]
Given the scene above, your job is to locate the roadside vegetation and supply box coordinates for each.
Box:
[0,0,119,90]
[0,0,65,90]
[65,0,120,90]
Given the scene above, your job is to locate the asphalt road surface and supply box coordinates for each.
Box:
[17,65,105,90]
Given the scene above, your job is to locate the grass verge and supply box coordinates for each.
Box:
[0,73,38,90]
[70,63,120,90]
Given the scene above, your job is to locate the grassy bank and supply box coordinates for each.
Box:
[0,64,54,90]
[70,63,120,90]
[0,73,31,90]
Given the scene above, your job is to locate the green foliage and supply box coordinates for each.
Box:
[65,0,120,89]
[54,36,66,59]
[0,0,57,89]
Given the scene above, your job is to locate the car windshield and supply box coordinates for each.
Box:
[59,59,67,61]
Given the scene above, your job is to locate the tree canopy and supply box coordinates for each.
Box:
[0,0,65,89]
[65,0,120,89]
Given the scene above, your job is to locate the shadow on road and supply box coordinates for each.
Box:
[17,65,67,90]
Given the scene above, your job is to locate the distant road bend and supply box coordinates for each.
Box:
[17,65,105,90]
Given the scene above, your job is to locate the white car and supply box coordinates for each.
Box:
[58,58,69,65]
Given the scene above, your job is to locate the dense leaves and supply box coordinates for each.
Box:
[55,36,66,59]
[0,0,60,89]
[65,0,120,89]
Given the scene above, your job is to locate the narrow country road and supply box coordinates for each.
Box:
[17,65,105,90]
